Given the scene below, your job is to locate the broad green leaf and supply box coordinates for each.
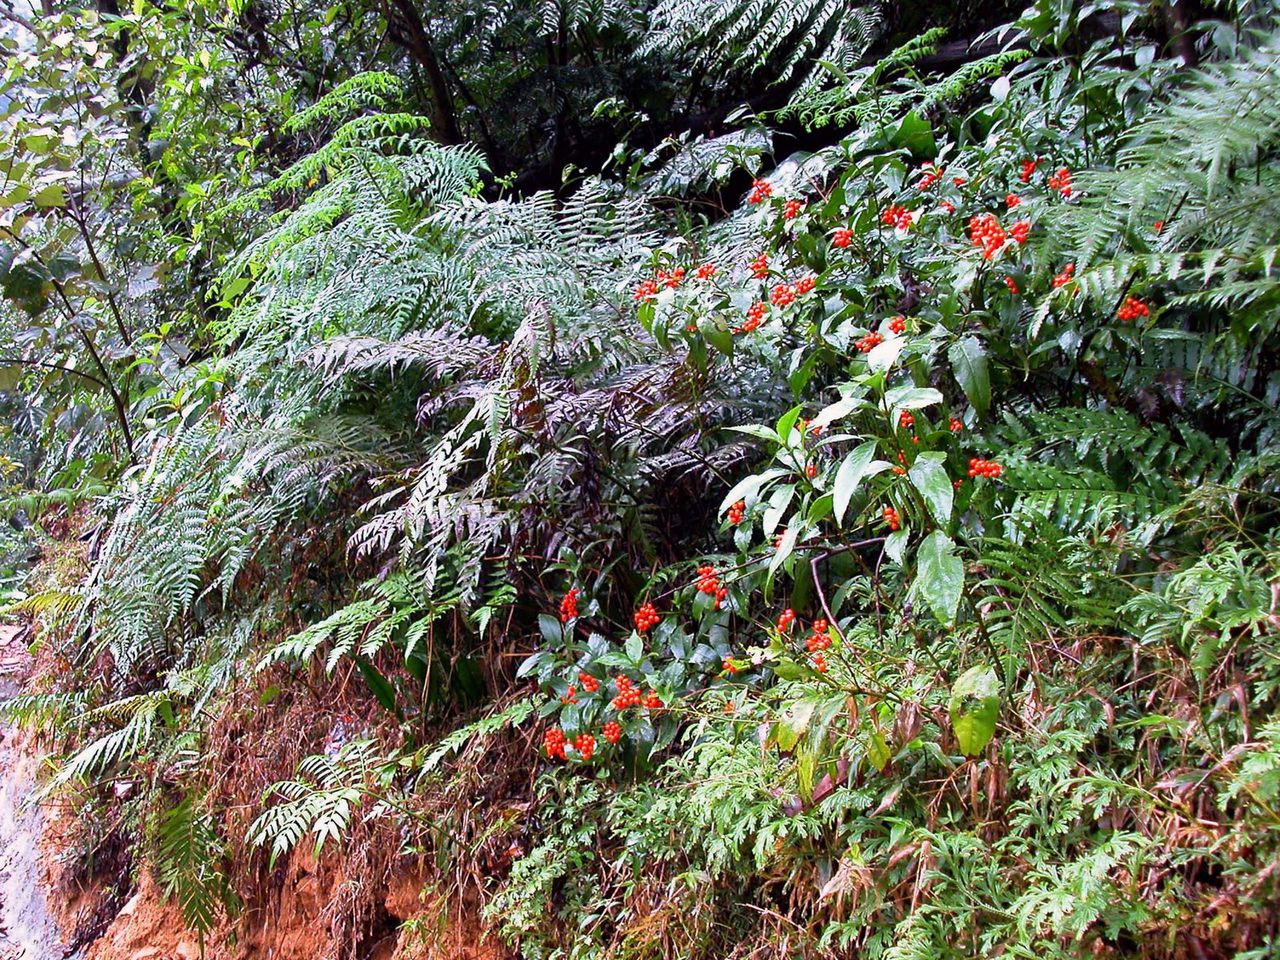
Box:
[948,336,990,417]
[769,524,799,576]
[775,403,805,443]
[355,657,397,714]
[865,725,891,771]
[915,531,963,625]
[833,440,881,525]
[885,385,943,414]
[883,528,908,564]
[908,454,953,525]
[948,665,1000,756]
[625,632,643,664]
[718,467,785,515]
[32,183,68,208]
[704,321,733,358]
[774,699,816,752]
[867,336,903,372]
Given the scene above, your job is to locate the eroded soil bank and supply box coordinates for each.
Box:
[0,627,500,960]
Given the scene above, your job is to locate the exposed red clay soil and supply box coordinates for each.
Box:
[0,625,505,960]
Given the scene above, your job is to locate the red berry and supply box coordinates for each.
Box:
[1005,193,1021,209]
[694,262,716,280]
[1116,296,1150,322]
[559,587,580,623]
[1052,263,1075,289]
[603,720,622,744]
[805,462,818,479]
[832,227,854,248]
[634,602,659,633]
[856,331,884,353]
[748,179,772,204]
[783,198,804,219]
[1047,166,1072,197]
[750,253,769,279]
[770,283,796,307]
[573,733,596,760]
[578,672,600,693]
[883,505,900,531]
[888,315,906,334]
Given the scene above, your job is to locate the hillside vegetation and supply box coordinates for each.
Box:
[1,0,1279,957]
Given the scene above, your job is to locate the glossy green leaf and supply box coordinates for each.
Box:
[915,531,963,625]
[948,665,1000,756]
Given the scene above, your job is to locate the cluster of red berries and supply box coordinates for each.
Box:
[777,608,796,632]
[633,602,660,633]
[832,227,854,248]
[1047,167,1072,197]
[657,267,684,290]
[1019,158,1039,183]
[881,204,914,229]
[544,727,567,759]
[917,163,943,190]
[696,564,720,594]
[633,278,658,302]
[1116,296,1150,322]
[574,733,595,760]
[856,331,884,353]
[561,685,578,704]
[806,618,832,652]
[770,283,796,307]
[749,254,770,279]
[611,674,643,710]
[953,176,967,186]
[697,564,728,608]
[898,411,914,429]
[1009,220,1030,244]
[748,179,772,204]
[811,652,828,672]
[578,671,600,693]
[888,315,906,334]
[727,499,745,525]
[694,262,716,280]
[883,505,900,531]
[1004,276,1019,294]
[739,301,766,334]
[950,417,963,432]
[1052,263,1075,288]
[968,213,1006,260]
[939,200,956,214]
[603,720,622,744]
[805,462,819,479]
[559,587,579,623]
[1005,193,1022,209]
[722,657,738,674]
[968,457,1003,478]
[795,274,816,295]
[783,198,804,219]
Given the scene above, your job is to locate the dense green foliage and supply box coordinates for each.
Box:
[2,0,1280,957]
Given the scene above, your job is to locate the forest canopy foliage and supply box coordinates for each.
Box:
[2,0,1280,957]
